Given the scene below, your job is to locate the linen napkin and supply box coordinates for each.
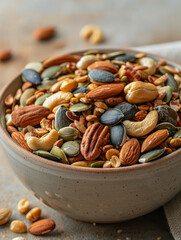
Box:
[134,41,181,240]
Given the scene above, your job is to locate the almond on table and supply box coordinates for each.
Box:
[4,50,181,168]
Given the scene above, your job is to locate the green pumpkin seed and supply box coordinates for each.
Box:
[115,102,137,120]
[90,161,105,168]
[156,105,177,125]
[20,88,36,106]
[71,160,93,167]
[34,93,52,105]
[155,122,177,137]
[33,150,60,162]
[84,50,100,55]
[139,148,166,163]
[100,109,124,125]
[50,146,69,164]
[24,62,43,72]
[61,141,80,157]
[58,127,79,141]
[55,106,72,131]
[37,79,57,90]
[159,67,178,92]
[103,51,125,60]
[173,129,181,139]
[69,103,91,112]
[110,123,127,147]
[41,65,61,79]
[163,86,173,103]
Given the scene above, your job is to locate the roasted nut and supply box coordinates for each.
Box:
[17,198,29,214]
[12,237,27,240]
[26,207,41,221]
[26,129,59,151]
[138,57,156,76]
[80,24,104,44]
[0,208,12,225]
[123,110,158,137]
[29,218,55,236]
[120,139,140,165]
[76,55,98,69]
[5,94,14,106]
[110,155,121,168]
[33,26,55,40]
[0,50,11,61]
[170,138,181,147]
[124,81,158,104]
[105,149,120,160]
[60,79,78,92]
[10,220,27,233]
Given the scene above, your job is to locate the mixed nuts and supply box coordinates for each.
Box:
[5,50,181,168]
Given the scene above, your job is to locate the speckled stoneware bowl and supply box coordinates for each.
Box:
[0,49,181,223]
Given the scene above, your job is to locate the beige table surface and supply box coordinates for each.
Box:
[1,0,181,238]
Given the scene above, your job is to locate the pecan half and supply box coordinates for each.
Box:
[81,122,110,161]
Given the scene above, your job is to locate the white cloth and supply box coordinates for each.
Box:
[134,41,181,240]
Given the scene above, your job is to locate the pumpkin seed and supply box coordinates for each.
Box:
[41,65,61,79]
[22,69,41,85]
[73,86,88,95]
[55,106,72,131]
[69,103,91,112]
[159,67,178,92]
[24,62,43,72]
[37,79,57,90]
[110,123,126,147]
[61,141,80,156]
[33,150,60,162]
[155,122,177,137]
[20,88,36,106]
[156,105,177,125]
[103,51,125,60]
[88,69,116,83]
[163,86,173,103]
[58,127,79,141]
[71,160,93,167]
[173,129,181,139]
[139,148,166,163]
[115,102,137,120]
[114,53,137,62]
[90,161,105,168]
[100,109,124,125]
[34,93,52,105]
[50,146,69,164]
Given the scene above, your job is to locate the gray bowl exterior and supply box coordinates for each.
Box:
[0,49,181,223]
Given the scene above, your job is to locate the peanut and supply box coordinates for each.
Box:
[105,149,120,160]
[10,220,27,233]
[17,198,29,214]
[26,207,41,221]
[60,79,78,92]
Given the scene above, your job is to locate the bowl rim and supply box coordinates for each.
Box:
[0,47,181,173]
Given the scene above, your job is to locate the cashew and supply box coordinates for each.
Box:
[124,81,158,104]
[26,129,59,151]
[123,110,158,137]
[80,24,104,44]
[138,57,156,76]
[76,55,98,70]
[43,91,73,111]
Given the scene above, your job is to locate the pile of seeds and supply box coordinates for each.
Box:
[5,50,181,168]
[0,199,55,237]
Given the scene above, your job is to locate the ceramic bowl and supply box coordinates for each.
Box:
[0,49,181,223]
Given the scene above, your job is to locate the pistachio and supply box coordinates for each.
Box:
[139,148,166,163]
[22,69,41,85]
[69,103,91,112]
[50,146,69,164]
[100,109,124,125]
[110,123,127,147]
[61,141,80,156]
[58,127,79,141]
[156,106,177,125]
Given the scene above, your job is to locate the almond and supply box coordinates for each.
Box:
[86,83,124,99]
[33,26,55,40]
[43,54,81,68]
[88,61,118,73]
[11,105,50,127]
[119,138,140,165]
[0,50,11,61]
[0,208,12,225]
[11,132,32,152]
[29,218,55,236]
[141,129,169,153]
